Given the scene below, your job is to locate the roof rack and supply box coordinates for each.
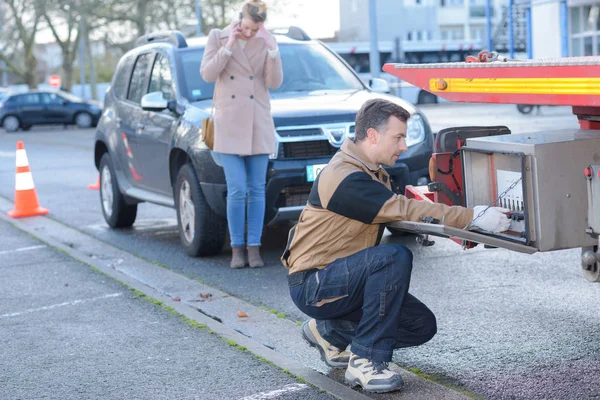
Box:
[268,26,311,41]
[135,31,188,49]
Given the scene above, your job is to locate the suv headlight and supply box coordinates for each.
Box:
[406,114,425,147]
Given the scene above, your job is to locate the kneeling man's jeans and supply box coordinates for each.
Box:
[289,244,437,362]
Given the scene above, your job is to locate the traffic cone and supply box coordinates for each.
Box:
[88,175,100,190]
[7,141,49,218]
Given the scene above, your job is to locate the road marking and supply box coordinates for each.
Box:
[0,245,47,255]
[237,384,309,400]
[0,151,15,158]
[0,293,123,319]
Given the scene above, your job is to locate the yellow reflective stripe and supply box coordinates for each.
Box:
[429,78,600,95]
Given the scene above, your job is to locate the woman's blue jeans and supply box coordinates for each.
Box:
[215,153,269,247]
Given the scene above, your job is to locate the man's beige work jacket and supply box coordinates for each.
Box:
[281,138,474,274]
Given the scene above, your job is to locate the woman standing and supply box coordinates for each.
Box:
[200,0,283,268]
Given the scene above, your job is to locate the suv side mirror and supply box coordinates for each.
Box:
[369,78,390,94]
[141,92,169,112]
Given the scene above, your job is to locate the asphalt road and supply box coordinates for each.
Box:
[1,104,599,399]
[0,219,332,400]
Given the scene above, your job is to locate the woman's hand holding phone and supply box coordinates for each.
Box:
[226,19,242,50]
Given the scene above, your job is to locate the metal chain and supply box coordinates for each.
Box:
[464,177,523,231]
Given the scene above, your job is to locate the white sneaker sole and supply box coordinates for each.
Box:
[344,370,404,393]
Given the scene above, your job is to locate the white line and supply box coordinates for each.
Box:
[0,293,123,318]
[0,245,47,255]
[237,384,309,400]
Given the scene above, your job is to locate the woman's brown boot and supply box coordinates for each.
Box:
[247,246,264,268]
[230,246,246,269]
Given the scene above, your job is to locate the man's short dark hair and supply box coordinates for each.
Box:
[354,98,410,142]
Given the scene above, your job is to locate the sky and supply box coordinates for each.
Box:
[268,0,340,39]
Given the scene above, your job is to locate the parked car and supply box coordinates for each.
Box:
[94,29,434,257]
[0,90,102,132]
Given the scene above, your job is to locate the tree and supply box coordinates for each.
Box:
[201,0,246,31]
[0,0,44,88]
[40,0,82,91]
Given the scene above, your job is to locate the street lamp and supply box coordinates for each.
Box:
[0,42,8,87]
[195,0,202,36]
[78,16,86,98]
[368,0,380,79]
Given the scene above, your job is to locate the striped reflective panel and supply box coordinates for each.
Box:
[429,78,600,95]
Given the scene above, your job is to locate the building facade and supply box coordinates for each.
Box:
[338,0,512,47]
[531,0,600,58]
[569,1,600,56]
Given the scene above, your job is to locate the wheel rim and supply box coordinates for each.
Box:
[179,180,195,243]
[77,113,92,128]
[4,117,18,131]
[101,165,113,217]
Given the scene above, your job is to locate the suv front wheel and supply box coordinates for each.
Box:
[175,164,226,257]
[99,153,138,228]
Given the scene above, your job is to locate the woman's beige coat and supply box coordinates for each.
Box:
[200,27,283,155]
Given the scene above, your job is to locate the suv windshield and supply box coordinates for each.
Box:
[178,42,364,103]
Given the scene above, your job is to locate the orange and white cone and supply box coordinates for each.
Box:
[7,141,49,218]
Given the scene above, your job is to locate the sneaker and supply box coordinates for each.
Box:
[344,353,404,393]
[301,319,350,368]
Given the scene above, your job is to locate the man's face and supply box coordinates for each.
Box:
[240,18,259,39]
[370,116,408,167]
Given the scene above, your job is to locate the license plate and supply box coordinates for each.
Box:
[306,163,327,183]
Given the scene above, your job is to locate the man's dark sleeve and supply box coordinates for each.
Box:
[326,171,394,224]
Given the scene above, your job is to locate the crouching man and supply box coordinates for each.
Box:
[281,98,510,393]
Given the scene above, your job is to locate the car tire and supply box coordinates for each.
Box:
[99,152,137,228]
[3,115,20,132]
[75,112,93,128]
[174,163,226,257]
[517,104,534,114]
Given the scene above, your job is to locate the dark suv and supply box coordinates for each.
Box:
[94,29,434,257]
[0,90,102,132]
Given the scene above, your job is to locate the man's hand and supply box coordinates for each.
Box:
[259,24,277,51]
[469,206,511,233]
[226,20,242,50]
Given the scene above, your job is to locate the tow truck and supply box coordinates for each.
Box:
[383,51,600,283]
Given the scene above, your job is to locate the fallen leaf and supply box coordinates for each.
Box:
[198,293,213,299]
[237,311,248,318]
[64,283,69,287]
[172,297,181,302]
